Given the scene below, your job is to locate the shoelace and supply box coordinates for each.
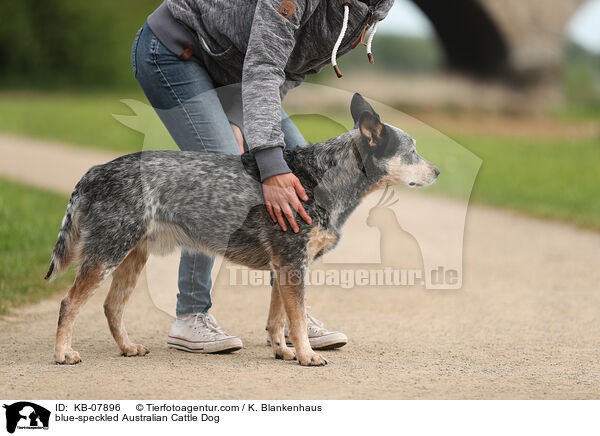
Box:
[191,313,226,335]
[332,3,380,78]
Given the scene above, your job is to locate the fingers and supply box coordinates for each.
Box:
[273,205,287,232]
[293,178,308,201]
[266,202,276,223]
[295,202,312,225]
[263,175,311,232]
[282,203,299,233]
[288,194,311,225]
[291,178,311,224]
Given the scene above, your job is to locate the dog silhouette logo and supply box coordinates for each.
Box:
[2,402,50,433]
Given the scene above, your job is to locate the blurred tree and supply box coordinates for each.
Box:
[562,41,600,109]
[0,0,161,89]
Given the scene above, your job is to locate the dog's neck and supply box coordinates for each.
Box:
[286,130,387,231]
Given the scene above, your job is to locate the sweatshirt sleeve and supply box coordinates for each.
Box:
[242,0,306,181]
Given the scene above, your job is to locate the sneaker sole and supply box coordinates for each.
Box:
[313,340,347,350]
[168,336,242,354]
[267,333,348,350]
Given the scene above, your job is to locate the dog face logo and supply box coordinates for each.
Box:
[2,402,50,434]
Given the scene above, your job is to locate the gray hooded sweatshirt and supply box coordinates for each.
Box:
[148,0,394,180]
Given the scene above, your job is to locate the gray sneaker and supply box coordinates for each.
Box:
[168,313,243,353]
[267,310,348,350]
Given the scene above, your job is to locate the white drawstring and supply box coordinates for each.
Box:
[366,21,379,64]
[331,3,350,78]
[332,5,380,78]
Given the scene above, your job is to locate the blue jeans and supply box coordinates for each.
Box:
[132,23,307,316]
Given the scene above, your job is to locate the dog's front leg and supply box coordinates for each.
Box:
[276,265,327,366]
[266,279,296,361]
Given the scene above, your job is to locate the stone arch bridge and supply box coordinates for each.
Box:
[411,0,585,82]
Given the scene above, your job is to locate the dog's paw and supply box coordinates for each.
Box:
[55,348,82,365]
[274,347,296,361]
[297,352,327,367]
[121,343,150,357]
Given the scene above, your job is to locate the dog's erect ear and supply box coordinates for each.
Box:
[351,93,379,127]
[358,111,385,147]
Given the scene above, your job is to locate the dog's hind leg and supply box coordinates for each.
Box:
[103,241,149,357]
[275,264,327,367]
[55,263,109,364]
[267,280,296,361]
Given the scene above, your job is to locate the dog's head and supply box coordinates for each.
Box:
[350,93,439,188]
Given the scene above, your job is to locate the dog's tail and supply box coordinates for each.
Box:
[45,189,81,281]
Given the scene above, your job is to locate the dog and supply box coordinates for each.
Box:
[45,93,439,366]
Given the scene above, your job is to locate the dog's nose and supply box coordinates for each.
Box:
[434,167,440,177]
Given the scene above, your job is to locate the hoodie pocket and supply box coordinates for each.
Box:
[198,36,236,61]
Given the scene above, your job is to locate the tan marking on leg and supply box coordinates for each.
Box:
[267,279,295,361]
[104,242,149,357]
[55,266,107,364]
[307,226,338,262]
[275,266,327,367]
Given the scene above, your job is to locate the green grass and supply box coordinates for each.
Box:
[0,178,75,313]
[459,135,600,229]
[550,104,600,122]
[0,91,147,153]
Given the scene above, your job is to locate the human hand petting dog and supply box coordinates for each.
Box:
[263,173,312,233]
[229,122,311,233]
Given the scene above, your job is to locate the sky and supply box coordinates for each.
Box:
[379,0,600,54]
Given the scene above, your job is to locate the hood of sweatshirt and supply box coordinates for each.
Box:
[164,0,394,83]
